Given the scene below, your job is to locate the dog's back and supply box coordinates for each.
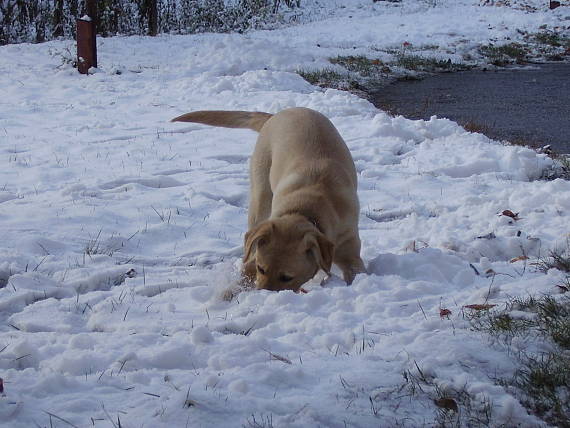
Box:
[258,108,357,187]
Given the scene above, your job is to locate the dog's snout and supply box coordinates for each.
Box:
[255,280,286,292]
[256,282,277,291]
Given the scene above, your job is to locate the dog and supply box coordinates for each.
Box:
[171,107,366,294]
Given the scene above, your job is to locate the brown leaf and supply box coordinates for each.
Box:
[464,304,497,311]
[509,255,529,263]
[501,210,520,220]
[439,308,452,318]
[434,397,458,412]
[298,288,308,294]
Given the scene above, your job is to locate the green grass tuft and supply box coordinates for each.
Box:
[532,31,570,48]
[479,43,528,66]
[329,55,389,77]
[394,54,466,72]
[295,67,350,88]
[502,353,570,427]
[468,294,570,427]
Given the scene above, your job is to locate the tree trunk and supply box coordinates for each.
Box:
[53,0,64,37]
[148,0,158,36]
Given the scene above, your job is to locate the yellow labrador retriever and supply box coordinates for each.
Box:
[171,107,366,293]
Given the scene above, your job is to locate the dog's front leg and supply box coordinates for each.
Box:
[334,238,367,285]
[340,261,367,285]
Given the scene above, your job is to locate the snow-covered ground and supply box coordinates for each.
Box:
[1,0,570,426]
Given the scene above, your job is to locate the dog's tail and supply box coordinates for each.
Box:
[171,110,273,132]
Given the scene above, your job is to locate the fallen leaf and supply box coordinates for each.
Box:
[464,304,497,311]
[501,210,520,220]
[434,397,458,412]
[440,308,452,318]
[298,288,308,294]
[509,255,529,263]
[484,268,496,277]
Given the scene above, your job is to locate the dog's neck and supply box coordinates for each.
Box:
[277,210,325,235]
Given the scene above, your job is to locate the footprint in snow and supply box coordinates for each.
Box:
[99,176,185,190]
[365,209,414,223]
[208,154,249,164]
[152,168,190,176]
[0,192,19,204]
[197,190,247,208]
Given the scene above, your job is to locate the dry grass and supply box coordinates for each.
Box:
[461,121,491,135]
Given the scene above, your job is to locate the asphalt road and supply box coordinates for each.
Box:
[371,63,570,153]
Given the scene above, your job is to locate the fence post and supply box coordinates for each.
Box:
[76,0,98,74]
[549,0,561,8]
[76,17,97,74]
[86,0,98,32]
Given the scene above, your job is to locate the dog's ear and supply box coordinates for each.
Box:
[244,222,274,263]
[305,232,334,275]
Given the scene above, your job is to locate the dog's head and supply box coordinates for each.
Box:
[244,215,334,292]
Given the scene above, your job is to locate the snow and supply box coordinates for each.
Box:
[1,0,569,426]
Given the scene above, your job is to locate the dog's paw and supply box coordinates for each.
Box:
[319,275,333,287]
[319,273,345,287]
[220,281,253,301]
[220,286,238,301]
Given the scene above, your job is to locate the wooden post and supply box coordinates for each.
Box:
[86,0,98,33]
[76,0,98,75]
[549,0,561,8]
[76,17,97,74]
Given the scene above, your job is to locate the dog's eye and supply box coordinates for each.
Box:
[279,274,293,282]
[257,265,266,275]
